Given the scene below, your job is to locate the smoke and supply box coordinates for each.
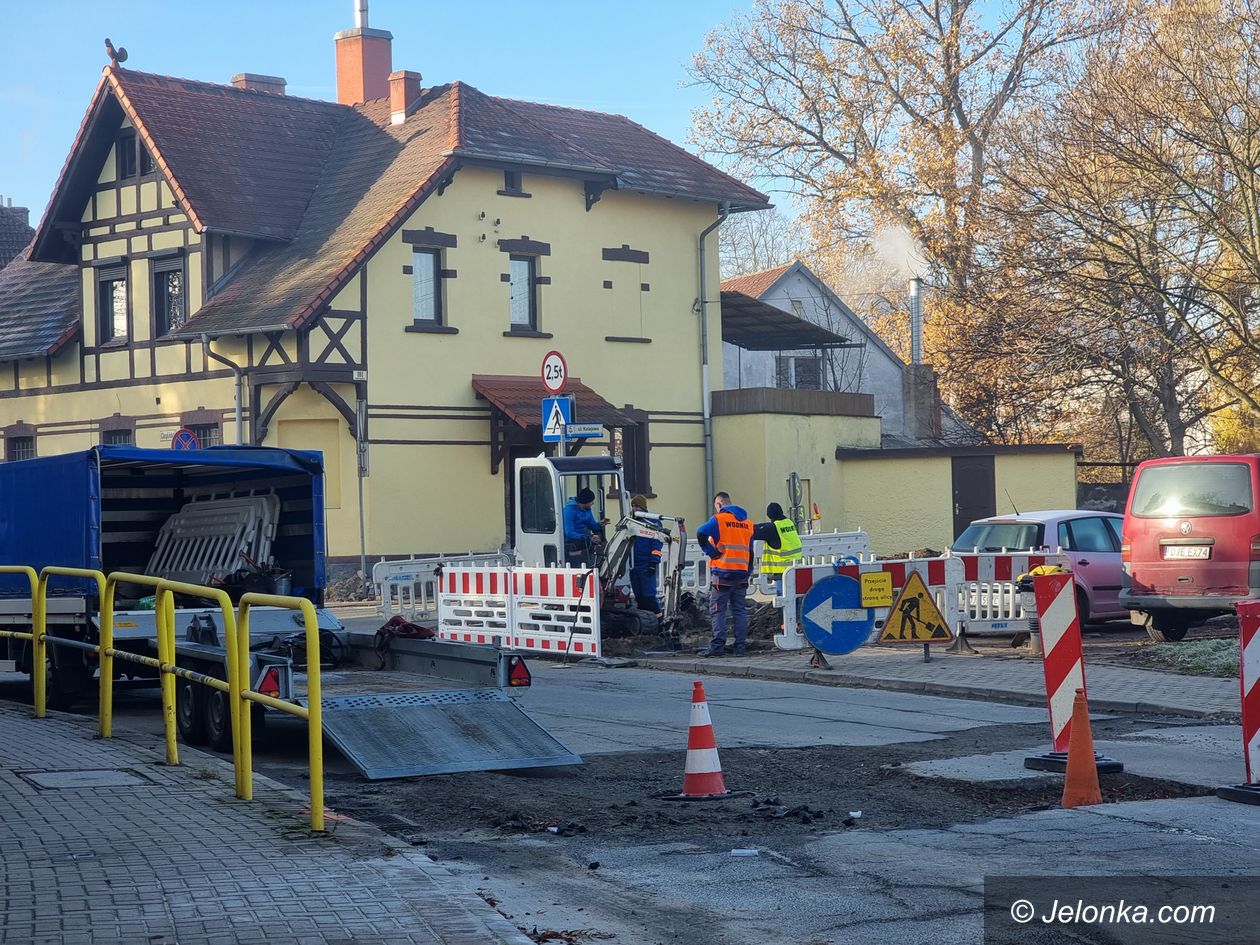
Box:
[872,225,927,278]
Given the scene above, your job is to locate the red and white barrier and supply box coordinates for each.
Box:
[1219,601,1260,804]
[1024,572,1122,773]
[1034,572,1085,753]
[436,566,513,645]
[776,556,964,651]
[437,564,601,657]
[511,565,601,656]
[957,552,1069,636]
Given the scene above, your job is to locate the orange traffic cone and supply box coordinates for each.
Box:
[1061,688,1103,808]
[679,680,730,798]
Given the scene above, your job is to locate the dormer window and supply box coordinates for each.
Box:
[115,132,154,179]
[117,133,137,179]
[499,169,530,197]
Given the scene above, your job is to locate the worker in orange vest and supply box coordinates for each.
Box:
[695,491,780,656]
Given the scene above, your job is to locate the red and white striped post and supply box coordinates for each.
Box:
[1025,572,1122,773]
[1218,600,1260,805]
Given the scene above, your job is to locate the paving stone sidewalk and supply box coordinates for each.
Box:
[637,647,1240,718]
[0,703,529,945]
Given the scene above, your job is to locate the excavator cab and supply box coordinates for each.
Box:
[513,455,628,567]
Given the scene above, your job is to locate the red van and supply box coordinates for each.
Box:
[1120,454,1260,641]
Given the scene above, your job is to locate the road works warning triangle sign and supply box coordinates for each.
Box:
[879,571,954,644]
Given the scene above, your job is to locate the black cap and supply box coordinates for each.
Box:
[576,488,596,504]
[767,502,785,519]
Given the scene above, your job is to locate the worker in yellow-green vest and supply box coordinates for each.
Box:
[760,502,803,595]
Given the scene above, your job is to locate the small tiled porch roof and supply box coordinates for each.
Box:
[472,374,637,429]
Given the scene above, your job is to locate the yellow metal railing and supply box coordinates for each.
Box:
[237,592,325,831]
[0,566,43,716]
[0,565,326,831]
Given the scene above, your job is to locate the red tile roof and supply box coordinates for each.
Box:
[115,71,349,241]
[472,375,636,429]
[720,263,795,300]
[21,67,769,344]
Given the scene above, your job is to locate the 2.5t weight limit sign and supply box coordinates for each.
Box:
[541,351,568,394]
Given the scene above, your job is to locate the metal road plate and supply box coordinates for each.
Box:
[303,689,583,780]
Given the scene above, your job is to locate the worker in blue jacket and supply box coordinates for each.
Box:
[563,487,607,568]
[629,494,664,619]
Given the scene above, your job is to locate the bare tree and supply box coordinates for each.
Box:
[719,208,806,277]
[692,0,1112,294]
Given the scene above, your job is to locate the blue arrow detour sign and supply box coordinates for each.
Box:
[800,573,874,655]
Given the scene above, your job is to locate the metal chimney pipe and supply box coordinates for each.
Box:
[355,0,369,28]
[909,277,923,365]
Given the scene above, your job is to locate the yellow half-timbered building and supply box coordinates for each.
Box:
[0,16,770,567]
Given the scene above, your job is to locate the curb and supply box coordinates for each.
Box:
[634,658,1239,720]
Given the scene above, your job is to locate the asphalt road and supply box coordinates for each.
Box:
[4,660,1257,945]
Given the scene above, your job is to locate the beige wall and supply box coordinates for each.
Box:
[836,456,956,554]
[995,453,1078,514]
[714,411,881,527]
[358,167,719,555]
[715,410,1080,555]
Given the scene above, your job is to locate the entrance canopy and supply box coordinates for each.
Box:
[720,291,859,351]
[472,374,638,474]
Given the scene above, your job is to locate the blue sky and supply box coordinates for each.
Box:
[1,0,754,219]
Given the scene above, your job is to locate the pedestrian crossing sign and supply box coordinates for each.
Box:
[541,396,573,442]
[878,571,953,643]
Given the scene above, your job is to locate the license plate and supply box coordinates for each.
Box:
[1163,545,1210,559]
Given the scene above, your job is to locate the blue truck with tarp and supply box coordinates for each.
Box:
[0,445,342,747]
[0,446,580,779]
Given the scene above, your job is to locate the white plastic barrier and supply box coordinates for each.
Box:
[676,529,870,596]
[437,564,601,657]
[752,529,870,595]
[776,556,964,651]
[956,552,1069,636]
[374,552,510,617]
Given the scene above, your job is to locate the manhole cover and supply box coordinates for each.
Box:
[19,769,152,789]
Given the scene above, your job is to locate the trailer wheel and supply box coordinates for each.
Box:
[204,677,266,752]
[46,654,92,710]
[206,684,233,752]
[176,677,209,746]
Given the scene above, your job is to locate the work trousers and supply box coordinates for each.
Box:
[630,566,660,615]
[708,577,749,653]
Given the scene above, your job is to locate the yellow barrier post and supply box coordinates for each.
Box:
[154,580,242,790]
[39,568,108,737]
[237,593,325,832]
[107,573,180,765]
[0,566,42,717]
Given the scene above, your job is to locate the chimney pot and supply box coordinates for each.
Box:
[231,73,287,95]
[389,70,423,124]
[334,26,393,105]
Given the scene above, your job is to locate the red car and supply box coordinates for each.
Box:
[1120,454,1260,641]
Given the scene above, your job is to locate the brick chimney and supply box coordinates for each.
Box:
[231,73,286,95]
[335,1,393,105]
[389,71,422,125]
